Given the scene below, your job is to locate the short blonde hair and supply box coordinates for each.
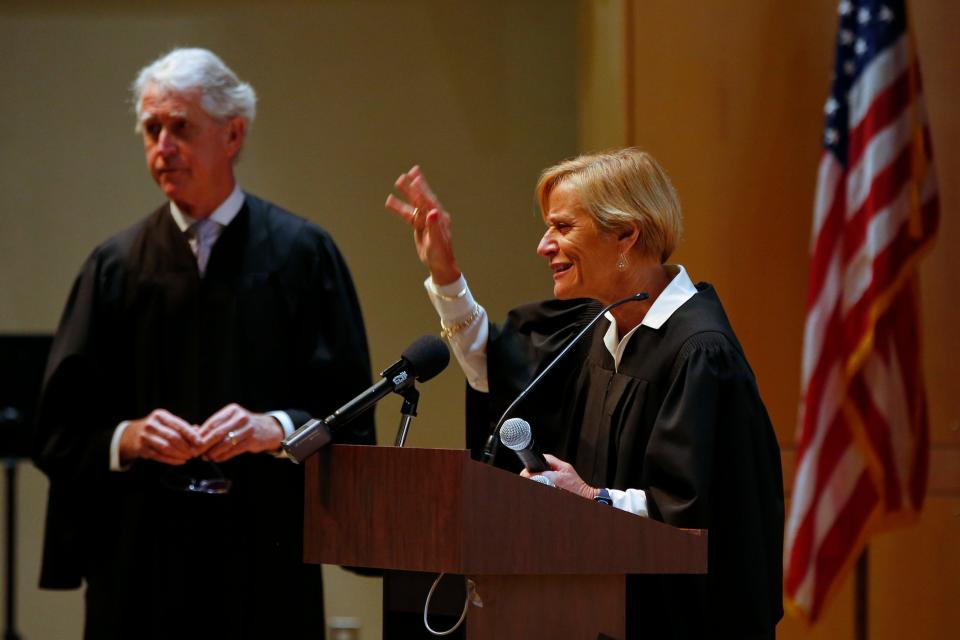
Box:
[535,148,682,263]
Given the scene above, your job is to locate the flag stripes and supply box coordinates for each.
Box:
[784,0,937,621]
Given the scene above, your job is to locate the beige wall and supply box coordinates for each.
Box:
[587,0,959,637]
[0,1,578,638]
[4,1,957,638]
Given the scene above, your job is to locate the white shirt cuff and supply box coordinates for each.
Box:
[267,410,295,438]
[110,421,132,472]
[424,275,474,317]
[423,275,490,392]
[609,488,649,517]
[267,411,294,460]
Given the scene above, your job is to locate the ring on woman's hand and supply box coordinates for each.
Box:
[411,207,422,223]
[227,430,238,446]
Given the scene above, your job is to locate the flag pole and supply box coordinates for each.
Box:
[855,547,868,640]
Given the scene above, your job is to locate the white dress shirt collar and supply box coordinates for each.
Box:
[602,264,698,369]
[168,184,245,232]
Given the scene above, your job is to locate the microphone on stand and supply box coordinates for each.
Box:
[481,292,648,466]
[282,335,449,463]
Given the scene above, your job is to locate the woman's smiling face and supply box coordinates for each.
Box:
[536,181,623,302]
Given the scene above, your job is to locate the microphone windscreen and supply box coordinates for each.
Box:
[499,417,532,451]
[401,335,450,382]
[530,474,555,487]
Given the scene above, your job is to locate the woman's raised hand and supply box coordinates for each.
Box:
[385,166,461,285]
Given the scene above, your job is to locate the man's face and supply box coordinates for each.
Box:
[139,85,244,217]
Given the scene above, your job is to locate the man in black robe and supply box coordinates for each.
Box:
[33,48,374,639]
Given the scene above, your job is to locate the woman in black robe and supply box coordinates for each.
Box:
[385,148,784,638]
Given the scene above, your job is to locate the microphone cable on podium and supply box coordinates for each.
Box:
[422,573,478,636]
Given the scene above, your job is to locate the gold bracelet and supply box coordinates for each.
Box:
[440,304,482,340]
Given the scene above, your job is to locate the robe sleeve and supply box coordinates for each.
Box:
[32,249,123,588]
[33,249,122,481]
[285,229,375,446]
[640,330,784,632]
[642,330,769,526]
[465,298,603,463]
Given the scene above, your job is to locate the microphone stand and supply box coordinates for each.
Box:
[0,408,25,640]
[480,292,648,466]
[3,456,20,640]
[393,386,420,447]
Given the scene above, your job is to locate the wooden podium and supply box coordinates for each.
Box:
[304,445,707,639]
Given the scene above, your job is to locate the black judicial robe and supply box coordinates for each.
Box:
[467,284,784,639]
[33,194,375,640]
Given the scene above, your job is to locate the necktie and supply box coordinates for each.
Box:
[188,218,219,276]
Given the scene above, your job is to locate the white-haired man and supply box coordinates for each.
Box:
[34,48,374,639]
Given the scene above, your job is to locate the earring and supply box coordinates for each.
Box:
[616,253,628,271]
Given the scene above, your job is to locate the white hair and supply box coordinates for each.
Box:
[131,48,257,128]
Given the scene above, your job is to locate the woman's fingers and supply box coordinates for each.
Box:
[385,194,415,223]
[410,174,441,211]
[394,166,441,214]
[385,165,460,283]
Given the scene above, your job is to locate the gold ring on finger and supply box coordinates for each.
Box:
[411,207,421,224]
[227,430,238,446]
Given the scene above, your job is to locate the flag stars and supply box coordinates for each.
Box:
[824,97,839,115]
[879,5,895,22]
[858,7,871,24]
[844,60,857,76]
[838,1,852,16]
[825,128,840,146]
[855,39,868,55]
[840,29,854,45]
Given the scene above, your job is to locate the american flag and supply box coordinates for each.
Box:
[784,0,938,622]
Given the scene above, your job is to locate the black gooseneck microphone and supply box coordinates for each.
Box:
[282,335,450,463]
[480,292,648,466]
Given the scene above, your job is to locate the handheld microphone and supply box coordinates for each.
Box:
[499,417,549,473]
[282,335,450,463]
[481,292,648,466]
